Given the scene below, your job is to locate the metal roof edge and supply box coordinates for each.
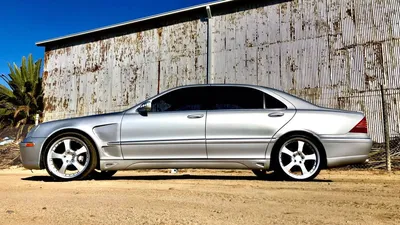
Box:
[36,0,236,46]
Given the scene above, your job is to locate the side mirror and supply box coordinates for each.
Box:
[137,101,152,115]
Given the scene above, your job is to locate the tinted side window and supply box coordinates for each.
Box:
[265,94,287,109]
[209,87,264,110]
[151,87,207,112]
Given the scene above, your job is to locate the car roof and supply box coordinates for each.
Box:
[162,84,322,110]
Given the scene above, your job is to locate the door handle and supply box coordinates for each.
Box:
[187,114,204,119]
[268,112,284,117]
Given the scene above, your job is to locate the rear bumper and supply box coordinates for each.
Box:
[321,137,372,168]
[19,137,46,170]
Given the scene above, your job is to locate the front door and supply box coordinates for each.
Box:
[206,86,295,159]
[120,87,208,159]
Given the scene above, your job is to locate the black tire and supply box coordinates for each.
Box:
[252,169,279,180]
[90,170,118,180]
[271,134,323,181]
[43,132,98,181]
[252,169,270,179]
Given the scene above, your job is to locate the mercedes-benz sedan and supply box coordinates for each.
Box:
[20,84,372,181]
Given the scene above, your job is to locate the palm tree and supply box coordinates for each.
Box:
[0,54,43,135]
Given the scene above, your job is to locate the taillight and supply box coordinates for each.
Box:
[350,117,368,133]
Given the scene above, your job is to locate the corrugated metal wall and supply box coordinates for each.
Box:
[43,0,400,142]
[43,20,208,119]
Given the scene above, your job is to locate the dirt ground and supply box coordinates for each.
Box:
[0,169,399,225]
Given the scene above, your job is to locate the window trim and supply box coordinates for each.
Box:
[263,93,266,109]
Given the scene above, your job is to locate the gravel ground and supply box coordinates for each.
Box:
[0,169,399,225]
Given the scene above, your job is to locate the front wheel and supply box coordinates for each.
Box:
[272,135,322,181]
[43,133,98,181]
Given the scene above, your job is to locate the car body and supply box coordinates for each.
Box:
[20,84,372,181]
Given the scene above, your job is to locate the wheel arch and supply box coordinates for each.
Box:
[270,130,327,169]
[39,128,100,169]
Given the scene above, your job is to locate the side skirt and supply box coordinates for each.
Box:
[100,159,270,171]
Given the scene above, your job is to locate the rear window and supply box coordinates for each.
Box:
[265,93,287,109]
[208,87,286,110]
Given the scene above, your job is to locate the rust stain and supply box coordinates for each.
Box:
[281,3,288,14]
[43,71,49,80]
[345,8,356,24]
[87,64,101,73]
[66,47,72,55]
[44,96,57,112]
[337,96,350,109]
[124,91,129,106]
[157,27,163,55]
[136,32,143,51]
[374,44,384,69]
[44,51,51,66]
[73,66,80,75]
[290,21,295,40]
[63,98,69,109]
[91,92,97,104]
[333,21,340,33]
[85,44,92,52]
[100,41,109,62]
[365,73,377,84]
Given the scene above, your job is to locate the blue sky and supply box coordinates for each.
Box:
[0,0,210,86]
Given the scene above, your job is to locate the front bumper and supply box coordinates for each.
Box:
[19,137,46,170]
[321,137,372,168]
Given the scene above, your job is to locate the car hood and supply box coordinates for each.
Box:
[31,112,125,138]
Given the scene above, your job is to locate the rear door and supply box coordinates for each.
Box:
[206,86,295,159]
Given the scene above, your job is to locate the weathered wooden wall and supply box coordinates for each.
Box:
[43,0,400,142]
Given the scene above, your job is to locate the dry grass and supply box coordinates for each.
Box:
[0,143,21,169]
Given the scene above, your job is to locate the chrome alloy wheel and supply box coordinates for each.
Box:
[46,137,90,179]
[278,138,320,180]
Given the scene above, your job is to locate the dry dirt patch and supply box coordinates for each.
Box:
[0,169,399,225]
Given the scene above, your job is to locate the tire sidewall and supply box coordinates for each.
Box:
[43,132,98,181]
[272,134,322,181]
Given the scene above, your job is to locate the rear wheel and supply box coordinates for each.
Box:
[272,135,322,181]
[43,133,97,181]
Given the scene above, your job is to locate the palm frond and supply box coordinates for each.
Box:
[13,105,30,119]
[15,117,27,128]
[0,84,14,100]
[1,55,43,127]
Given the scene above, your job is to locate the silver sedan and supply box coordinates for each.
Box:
[19,84,372,181]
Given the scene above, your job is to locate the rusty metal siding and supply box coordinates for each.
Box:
[44,19,207,121]
[209,0,400,142]
[43,0,400,142]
